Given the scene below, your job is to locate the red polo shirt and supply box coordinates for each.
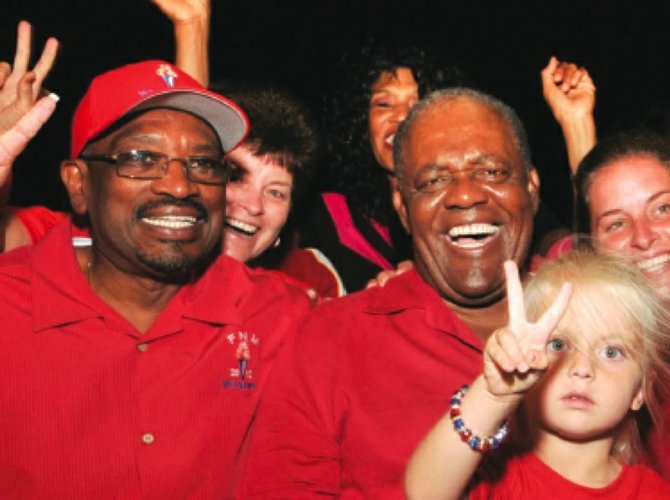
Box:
[0,218,311,499]
[236,269,484,499]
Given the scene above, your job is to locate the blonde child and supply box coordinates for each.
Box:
[405,249,670,499]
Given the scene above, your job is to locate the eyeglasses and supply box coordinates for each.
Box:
[80,150,231,185]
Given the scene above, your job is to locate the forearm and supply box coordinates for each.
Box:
[405,376,519,500]
[558,112,597,175]
[173,15,210,86]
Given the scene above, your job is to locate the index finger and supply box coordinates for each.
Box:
[504,260,526,331]
[535,282,572,334]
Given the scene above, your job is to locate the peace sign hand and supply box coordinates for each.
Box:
[483,261,572,397]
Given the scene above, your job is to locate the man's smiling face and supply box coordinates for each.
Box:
[70,108,226,281]
[394,97,539,307]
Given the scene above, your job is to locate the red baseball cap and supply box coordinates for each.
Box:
[70,60,248,157]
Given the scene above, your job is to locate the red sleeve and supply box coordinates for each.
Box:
[10,206,67,244]
[279,248,345,299]
[235,306,344,498]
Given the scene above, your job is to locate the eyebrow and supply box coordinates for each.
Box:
[414,154,508,172]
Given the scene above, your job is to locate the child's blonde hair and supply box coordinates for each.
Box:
[523,248,670,462]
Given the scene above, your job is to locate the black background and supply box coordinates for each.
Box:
[3,0,670,227]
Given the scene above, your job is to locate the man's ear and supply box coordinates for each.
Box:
[60,159,89,215]
[392,187,411,235]
[527,167,540,215]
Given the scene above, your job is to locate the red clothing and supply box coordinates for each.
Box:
[470,452,670,499]
[10,205,342,299]
[236,270,484,499]
[10,205,67,242]
[279,247,345,299]
[0,218,311,499]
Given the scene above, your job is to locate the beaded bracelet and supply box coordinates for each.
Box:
[449,384,510,453]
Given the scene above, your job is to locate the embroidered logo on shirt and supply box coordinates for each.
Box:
[156,64,178,87]
[222,330,259,390]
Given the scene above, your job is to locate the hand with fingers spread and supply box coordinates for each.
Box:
[483,260,572,397]
[0,20,59,135]
[540,56,597,173]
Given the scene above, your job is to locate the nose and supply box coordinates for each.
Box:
[229,182,263,216]
[151,159,200,198]
[630,220,657,250]
[442,172,488,209]
[391,100,415,123]
[567,349,595,380]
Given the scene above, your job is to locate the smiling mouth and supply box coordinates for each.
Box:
[141,215,198,229]
[225,217,258,236]
[637,253,670,271]
[447,223,500,248]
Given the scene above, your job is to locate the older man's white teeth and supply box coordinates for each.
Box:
[142,216,197,228]
[385,134,395,146]
[448,223,500,238]
[637,253,670,271]
[225,217,258,235]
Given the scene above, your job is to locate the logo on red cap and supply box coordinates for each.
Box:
[156,64,178,88]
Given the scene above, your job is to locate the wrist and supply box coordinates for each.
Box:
[460,377,520,429]
[554,108,595,128]
[450,383,511,453]
[173,15,209,31]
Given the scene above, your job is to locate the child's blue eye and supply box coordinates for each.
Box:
[600,345,623,361]
[547,338,566,352]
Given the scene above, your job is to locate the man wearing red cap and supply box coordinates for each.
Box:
[0,60,311,498]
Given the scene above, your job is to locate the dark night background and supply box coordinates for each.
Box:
[3,0,670,228]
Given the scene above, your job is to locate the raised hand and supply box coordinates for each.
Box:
[483,260,572,396]
[0,21,59,135]
[541,57,597,173]
[0,94,58,187]
[149,0,210,24]
[541,56,595,125]
[149,0,211,86]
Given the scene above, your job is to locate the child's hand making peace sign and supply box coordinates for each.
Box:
[483,261,572,397]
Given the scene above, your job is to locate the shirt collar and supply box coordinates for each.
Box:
[364,268,483,351]
[32,219,101,332]
[31,219,249,332]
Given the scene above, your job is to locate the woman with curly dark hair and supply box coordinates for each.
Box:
[297,40,466,293]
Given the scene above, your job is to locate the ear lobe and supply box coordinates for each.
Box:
[60,159,89,215]
[527,167,540,215]
[392,187,411,234]
[630,384,645,412]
